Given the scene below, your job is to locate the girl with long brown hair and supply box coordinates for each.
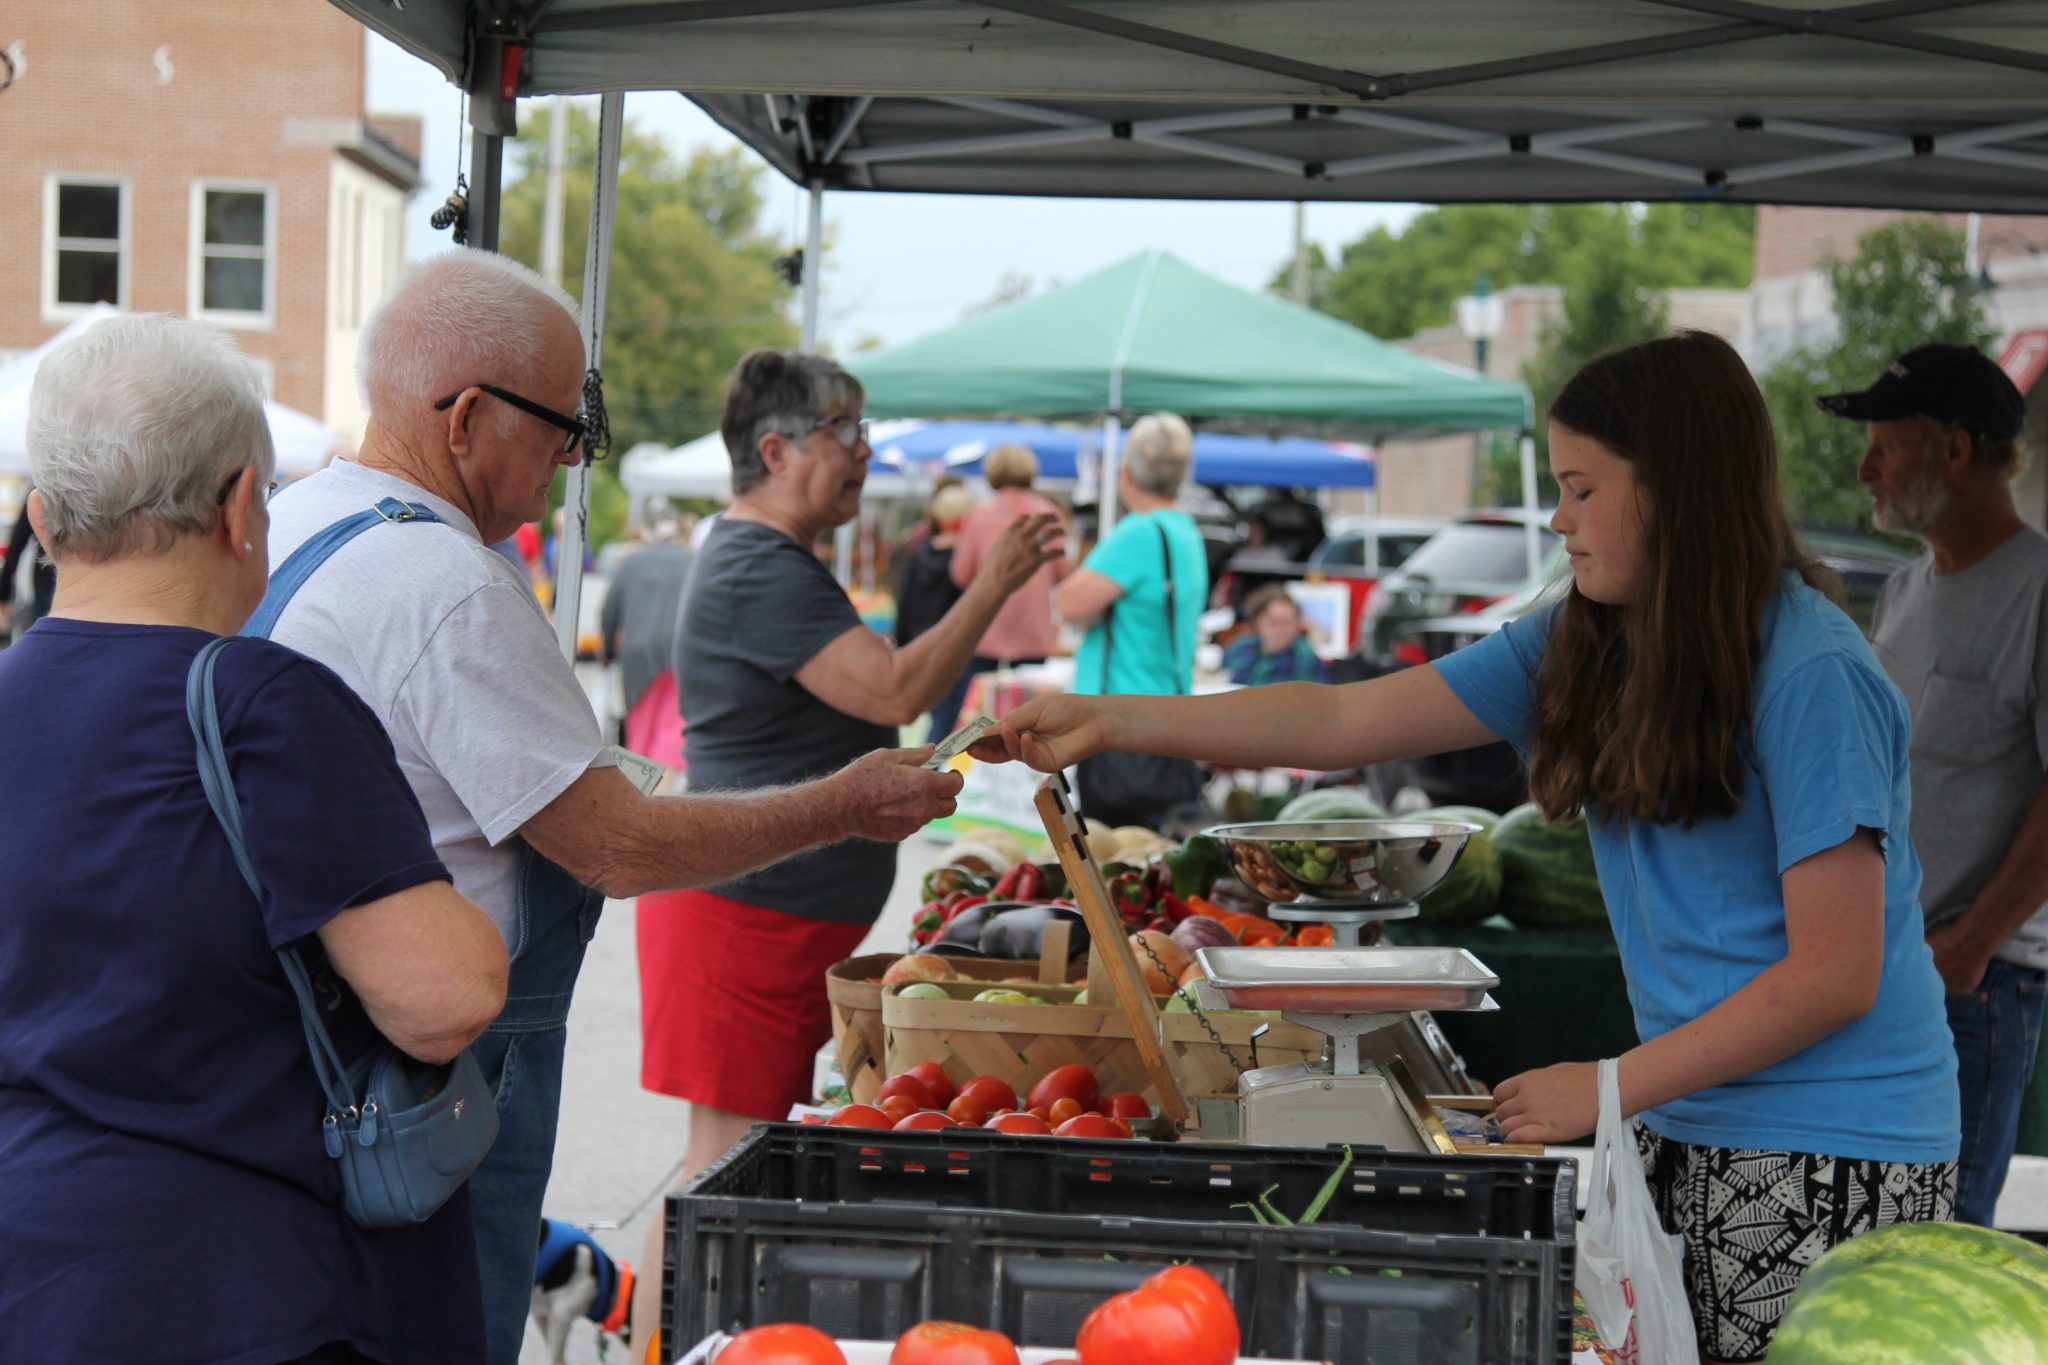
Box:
[978,332,1958,1362]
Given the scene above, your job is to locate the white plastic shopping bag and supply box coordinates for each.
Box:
[1575,1058,1699,1365]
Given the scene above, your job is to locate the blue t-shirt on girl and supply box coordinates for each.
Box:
[1435,576,1959,1163]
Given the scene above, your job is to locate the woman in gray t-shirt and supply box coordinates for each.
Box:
[631,351,1061,1319]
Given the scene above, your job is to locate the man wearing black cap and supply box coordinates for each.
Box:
[1820,343,2046,1227]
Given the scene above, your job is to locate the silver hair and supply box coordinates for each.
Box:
[720,350,865,496]
[1123,412,1193,497]
[357,250,581,431]
[26,313,275,560]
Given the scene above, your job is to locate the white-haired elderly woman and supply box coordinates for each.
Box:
[1054,412,1211,828]
[629,348,1060,1339]
[0,314,507,1363]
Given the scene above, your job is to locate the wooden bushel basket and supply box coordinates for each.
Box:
[827,952,1087,1104]
[881,979,1324,1108]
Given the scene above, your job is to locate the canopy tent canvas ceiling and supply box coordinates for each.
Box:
[850,249,1530,440]
[333,1,2048,213]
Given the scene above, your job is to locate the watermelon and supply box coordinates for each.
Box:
[1770,1252,2048,1364]
[1799,1220,2048,1301]
[1491,802,1608,928]
[1274,786,1387,823]
[1412,808,1502,926]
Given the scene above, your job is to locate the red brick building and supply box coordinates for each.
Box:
[0,1,419,445]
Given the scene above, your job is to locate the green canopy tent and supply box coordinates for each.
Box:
[852,247,1535,563]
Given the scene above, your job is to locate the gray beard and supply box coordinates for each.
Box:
[1872,453,1953,536]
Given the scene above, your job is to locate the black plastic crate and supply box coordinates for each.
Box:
[664,1123,1575,1365]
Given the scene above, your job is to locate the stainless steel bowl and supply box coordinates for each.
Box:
[1202,819,1482,906]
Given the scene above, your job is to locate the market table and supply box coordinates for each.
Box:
[1382,918,1640,1089]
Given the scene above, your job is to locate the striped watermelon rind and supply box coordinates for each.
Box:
[1800,1220,2048,1300]
[1413,807,1502,926]
[1770,1254,2048,1364]
[1274,786,1387,823]
[1491,802,1608,929]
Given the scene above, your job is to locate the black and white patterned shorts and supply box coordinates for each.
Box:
[1633,1123,1957,1363]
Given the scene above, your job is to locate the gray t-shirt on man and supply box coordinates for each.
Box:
[1871,526,2048,970]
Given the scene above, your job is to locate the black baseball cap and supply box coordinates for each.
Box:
[1816,343,2026,439]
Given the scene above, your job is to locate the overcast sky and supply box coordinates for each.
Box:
[364,33,1422,359]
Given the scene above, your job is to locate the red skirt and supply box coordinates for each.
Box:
[636,887,870,1120]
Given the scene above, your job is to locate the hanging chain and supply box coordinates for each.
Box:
[1130,932,1247,1076]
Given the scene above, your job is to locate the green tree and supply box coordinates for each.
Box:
[1760,218,1995,529]
[1292,203,1753,341]
[1479,247,1672,505]
[497,103,797,545]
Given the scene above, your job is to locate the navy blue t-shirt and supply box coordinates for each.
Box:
[0,620,486,1361]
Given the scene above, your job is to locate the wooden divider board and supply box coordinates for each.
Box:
[1035,774,1193,1123]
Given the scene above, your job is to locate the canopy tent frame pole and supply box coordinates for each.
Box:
[466,133,504,252]
[554,90,625,663]
[800,180,856,585]
[1519,432,1543,582]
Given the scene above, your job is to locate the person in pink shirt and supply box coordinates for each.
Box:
[950,444,1072,703]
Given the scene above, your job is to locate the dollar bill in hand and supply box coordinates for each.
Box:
[923,715,999,770]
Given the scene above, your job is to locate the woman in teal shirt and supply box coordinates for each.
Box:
[984,333,1957,1363]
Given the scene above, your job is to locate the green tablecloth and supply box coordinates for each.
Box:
[1383,917,1640,1088]
[1393,920,2048,1159]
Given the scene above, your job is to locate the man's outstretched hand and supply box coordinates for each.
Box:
[837,746,964,841]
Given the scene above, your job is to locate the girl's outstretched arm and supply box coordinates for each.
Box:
[1495,828,1887,1144]
[975,663,1502,774]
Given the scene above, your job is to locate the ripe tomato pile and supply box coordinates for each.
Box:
[717,1264,1240,1364]
[825,1062,1151,1139]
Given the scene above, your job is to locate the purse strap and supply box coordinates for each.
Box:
[1099,518,1186,697]
[185,637,366,1137]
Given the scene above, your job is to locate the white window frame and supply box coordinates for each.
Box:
[42,173,130,322]
[189,180,276,330]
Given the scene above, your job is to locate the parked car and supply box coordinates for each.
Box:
[1352,509,1560,668]
[1215,513,1443,634]
[1381,527,1917,809]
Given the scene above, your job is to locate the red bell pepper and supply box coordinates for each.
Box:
[1159,892,1195,924]
[940,894,987,923]
[1014,862,1046,902]
[990,864,1027,900]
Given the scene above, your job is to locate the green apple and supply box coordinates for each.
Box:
[898,982,952,1001]
[973,989,1034,1005]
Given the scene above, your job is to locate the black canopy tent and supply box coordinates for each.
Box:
[322,0,2048,646]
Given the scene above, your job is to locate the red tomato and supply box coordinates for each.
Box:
[946,1093,991,1126]
[877,1074,938,1110]
[988,1111,1053,1135]
[878,1094,921,1123]
[1104,1092,1151,1120]
[956,1075,1017,1112]
[1075,1266,1238,1365]
[1053,1113,1125,1139]
[826,1104,893,1129]
[1046,1097,1084,1127]
[1027,1105,1054,1125]
[893,1110,960,1131]
[889,1320,1021,1365]
[906,1061,958,1107]
[1108,1117,1135,1139]
[1027,1064,1100,1113]
[720,1322,848,1365]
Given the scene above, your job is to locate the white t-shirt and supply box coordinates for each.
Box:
[264,460,615,949]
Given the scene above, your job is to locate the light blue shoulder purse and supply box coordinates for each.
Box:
[185,635,498,1229]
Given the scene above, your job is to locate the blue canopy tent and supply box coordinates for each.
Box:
[869,420,1375,491]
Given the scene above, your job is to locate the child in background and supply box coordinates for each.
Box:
[1223,584,1328,685]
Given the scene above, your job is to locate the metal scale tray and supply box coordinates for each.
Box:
[1196,945,1500,1014]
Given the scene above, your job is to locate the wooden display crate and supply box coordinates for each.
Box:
[826,952,1085,1104]
[880,977,1325,1109]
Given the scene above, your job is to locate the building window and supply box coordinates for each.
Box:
[44,176,127,316]
[191,182,273,325]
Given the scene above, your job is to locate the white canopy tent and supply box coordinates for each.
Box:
[0,305,344,479]
[321,0,2048,659]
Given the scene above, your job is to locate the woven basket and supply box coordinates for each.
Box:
[826,953,1085,1103]
[880,979,1325,1109]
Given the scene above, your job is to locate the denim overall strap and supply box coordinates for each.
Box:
[242,497,442,640]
